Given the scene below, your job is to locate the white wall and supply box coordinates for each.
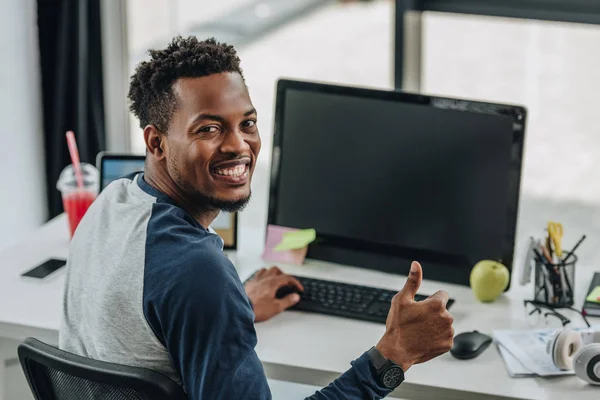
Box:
[0,0,47,252]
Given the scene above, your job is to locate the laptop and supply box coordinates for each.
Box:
[97,152,145,192]
[96,152,237,249]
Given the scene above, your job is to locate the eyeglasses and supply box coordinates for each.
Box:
[523,300,590,329]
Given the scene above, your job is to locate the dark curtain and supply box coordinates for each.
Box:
[37,0,106,219]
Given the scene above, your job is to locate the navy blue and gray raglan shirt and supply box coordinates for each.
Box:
[59,173,394,399]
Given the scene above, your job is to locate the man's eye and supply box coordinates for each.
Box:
[243,120,256,128]
[199,126,219,133]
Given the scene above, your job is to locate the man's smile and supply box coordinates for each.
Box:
[210,158,251,184]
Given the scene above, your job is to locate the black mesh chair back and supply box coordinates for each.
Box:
[18,337,187,400]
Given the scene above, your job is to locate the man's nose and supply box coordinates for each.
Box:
[220,129,250,154]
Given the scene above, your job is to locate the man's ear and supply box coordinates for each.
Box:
[143,125,166,159]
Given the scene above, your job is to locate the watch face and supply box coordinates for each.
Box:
[382,366,403,388]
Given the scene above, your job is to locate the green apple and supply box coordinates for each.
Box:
[470,260,510,302]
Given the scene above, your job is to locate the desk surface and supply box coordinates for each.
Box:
[1,215,599,399]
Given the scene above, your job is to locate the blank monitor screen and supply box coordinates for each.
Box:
[269,80,526,286]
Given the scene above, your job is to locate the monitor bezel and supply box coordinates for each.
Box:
[268,79,526,287]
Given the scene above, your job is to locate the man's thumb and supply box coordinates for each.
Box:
[398,261,423,301]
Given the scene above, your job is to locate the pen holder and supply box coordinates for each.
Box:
[534,252,577,307]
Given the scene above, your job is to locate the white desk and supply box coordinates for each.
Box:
[1,215,599,400]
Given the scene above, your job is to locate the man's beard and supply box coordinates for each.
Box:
[191,190,251,213]
[168,156,251,213]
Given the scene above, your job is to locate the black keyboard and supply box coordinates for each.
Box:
[247,274,454,324]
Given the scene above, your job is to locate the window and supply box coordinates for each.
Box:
[125,0,395,157]
[422,12,600,262]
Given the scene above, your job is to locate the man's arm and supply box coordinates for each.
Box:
[246,262,455,400]
[143,244,272,399]
[304,352,392,399]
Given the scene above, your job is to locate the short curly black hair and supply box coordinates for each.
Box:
[128,36,244,132]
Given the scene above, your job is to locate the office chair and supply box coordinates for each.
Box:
[18,337,187,400]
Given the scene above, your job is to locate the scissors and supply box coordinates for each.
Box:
[547,221,564,258]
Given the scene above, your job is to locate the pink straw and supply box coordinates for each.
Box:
[66,130,84,190]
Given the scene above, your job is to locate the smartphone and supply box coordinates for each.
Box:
[21,258,66,279]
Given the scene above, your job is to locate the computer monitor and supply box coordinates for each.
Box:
[268,79,526,287]
[96,152,238,249]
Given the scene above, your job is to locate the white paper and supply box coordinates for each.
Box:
[493,327,599,377]
[495,343,534,378]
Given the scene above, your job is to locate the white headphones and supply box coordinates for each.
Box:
[546,329,600,385]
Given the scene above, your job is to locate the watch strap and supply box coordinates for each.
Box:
[368,346,389,371]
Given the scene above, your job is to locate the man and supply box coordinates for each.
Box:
[60,36,454,399]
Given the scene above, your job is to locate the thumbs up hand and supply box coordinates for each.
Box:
[375,261,454,372]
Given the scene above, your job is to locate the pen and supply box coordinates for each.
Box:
[557,235,585,304]
[538,263,551,303]
[543,238,563,303]
[531,246,550,303]
[559,264,573,300]
[552,265,563,304]
[561,235,587,265]
[532,248,545,263]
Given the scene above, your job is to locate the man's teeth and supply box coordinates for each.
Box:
[214,164,247,177]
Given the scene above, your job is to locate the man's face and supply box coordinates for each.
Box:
[165,72,261,212]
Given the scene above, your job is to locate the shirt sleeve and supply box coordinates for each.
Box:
[304,353,394,399]
[143,204,271,399]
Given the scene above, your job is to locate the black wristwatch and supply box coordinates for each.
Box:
[367,346,405,389]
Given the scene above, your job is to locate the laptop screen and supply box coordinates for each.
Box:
[100,157,146,191]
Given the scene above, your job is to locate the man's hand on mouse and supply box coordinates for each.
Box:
[376,261,454,372]
[244,266,304,322]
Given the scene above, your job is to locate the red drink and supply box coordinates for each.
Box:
[62,190,96,238]
[57,163,99,238]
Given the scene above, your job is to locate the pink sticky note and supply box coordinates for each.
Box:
[262,225,308,265]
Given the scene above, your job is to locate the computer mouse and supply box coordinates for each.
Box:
[275,285,303,299]
[450,330,492,360]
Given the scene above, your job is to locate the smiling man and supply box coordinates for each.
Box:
[60,36,454,399]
